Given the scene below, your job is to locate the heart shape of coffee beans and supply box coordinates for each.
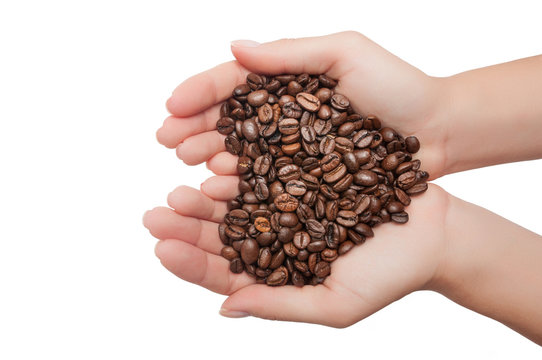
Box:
[216,73,428,286]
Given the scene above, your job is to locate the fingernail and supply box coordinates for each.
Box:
[231,39,260,48]
[219,307,249,318]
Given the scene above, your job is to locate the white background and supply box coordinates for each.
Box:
[1,0,541,358]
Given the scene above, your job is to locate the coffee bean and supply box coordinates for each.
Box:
[405,136,420,153]
[217,117,235,135]
[330,94,349,110]
[296,92,321,112]
[336,210,358,227]
[266,266,288,286]
[313,261,331,277]
[227,209,249,226]
[354,169,378,186]
[285,180,307,196]
[215,73,429,286]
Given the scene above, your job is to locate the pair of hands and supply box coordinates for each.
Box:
[143,31,457,327]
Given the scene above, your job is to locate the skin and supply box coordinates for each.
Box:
[143,32,542,344]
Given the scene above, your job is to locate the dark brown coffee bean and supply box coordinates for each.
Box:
[257,232,275,246]
[224,135,241,155]
[300,125,316,143]
[325,200,339,221]
[277,164,301,182]
[307,240,326,253]
[321,248,338,262]
[218,223,229,245]
[296,203,315,223]
[319,136,336,155]
[406,182,428,195]
[313,261,331,277]
[332,173,353,193]
[240,238,259,265]
[282,101,302,118]
[296,92,321,112]
[221,246,239,261]
[320,152,341,172]
[318,104,332,119]
[336,210,358,227]
[382,153,400,171]
[283,242,299,257]
[242,118,259,142]
[243,191,258,204]
[291,270,305,287]
[301,157,319,172]
[338,122,356,137]
[293,231,311,249]
[391,211,409,223]
[217,117,235,135]
[274,193,299,212]
[323,163,347,183]
[247,89,269,106]
[380,127,396,142]
[278,118,299,135]
[396,161,414,174]
[354,169,378,186]
[352,130,373,148]
[285,180,307,196]
[334,137,354,154]
[269,249,286,269]
[287,81,303,96]
[279,212,299,228]
[343,152,359,173]
[338,240,355,255]
[227,209,249,226]
[397,171,417,190]
[266,266,288,286]
[386,201,404,213]
[405,136,420,153]
[230,258,244,273]
[330,94,349,110]
[300,172,319,190]
[306,219,325,239]
[325,222,340,249]
[225,224,245,240]
[258,247,272,269]
[253,154,272,175]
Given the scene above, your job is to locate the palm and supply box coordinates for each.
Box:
[146,32,449,325]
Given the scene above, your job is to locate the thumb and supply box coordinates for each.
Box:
[230,31,366,78]
[219,283,358,328]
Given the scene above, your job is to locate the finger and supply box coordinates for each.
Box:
[155,239,254,295]
[206,152,238,175]
[230,31,364,78]
[143,207,222,255]
[167,185,227,223]
[156,104,221,149]
[166,60,248,118]
[177,131,226,165]
[220,279,360,327]
[200,176,239,201]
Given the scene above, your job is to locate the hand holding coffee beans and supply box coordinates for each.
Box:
[217,73,428,286]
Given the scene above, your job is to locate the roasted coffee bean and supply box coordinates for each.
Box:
[336,210,358,227]
[296,92,321,112]
[405,136,420,153]
[285,180,307,196]
[227,209,250,226]
[391,211,409,224]
[323,163,347,183]
[241,118,259,142]
[321,152,341,172]
[277,164,301,182]
[217,117,235,135]
[406,182,428,195]
[215,73,429,286]
[306,219,325,239]
[266,266,288,286]
[230,258,244,273]
[330,94,349,110]
[354,169,379,186]
[313,261,331,277]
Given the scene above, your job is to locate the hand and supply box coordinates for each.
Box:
[157,31,448,180]
[143,181,449,326]
[146,31,451,326]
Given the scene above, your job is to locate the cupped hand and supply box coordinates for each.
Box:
[157,31,448,179]
[143,179,449,327]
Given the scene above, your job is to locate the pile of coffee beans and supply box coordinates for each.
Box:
[216,73,428,286]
